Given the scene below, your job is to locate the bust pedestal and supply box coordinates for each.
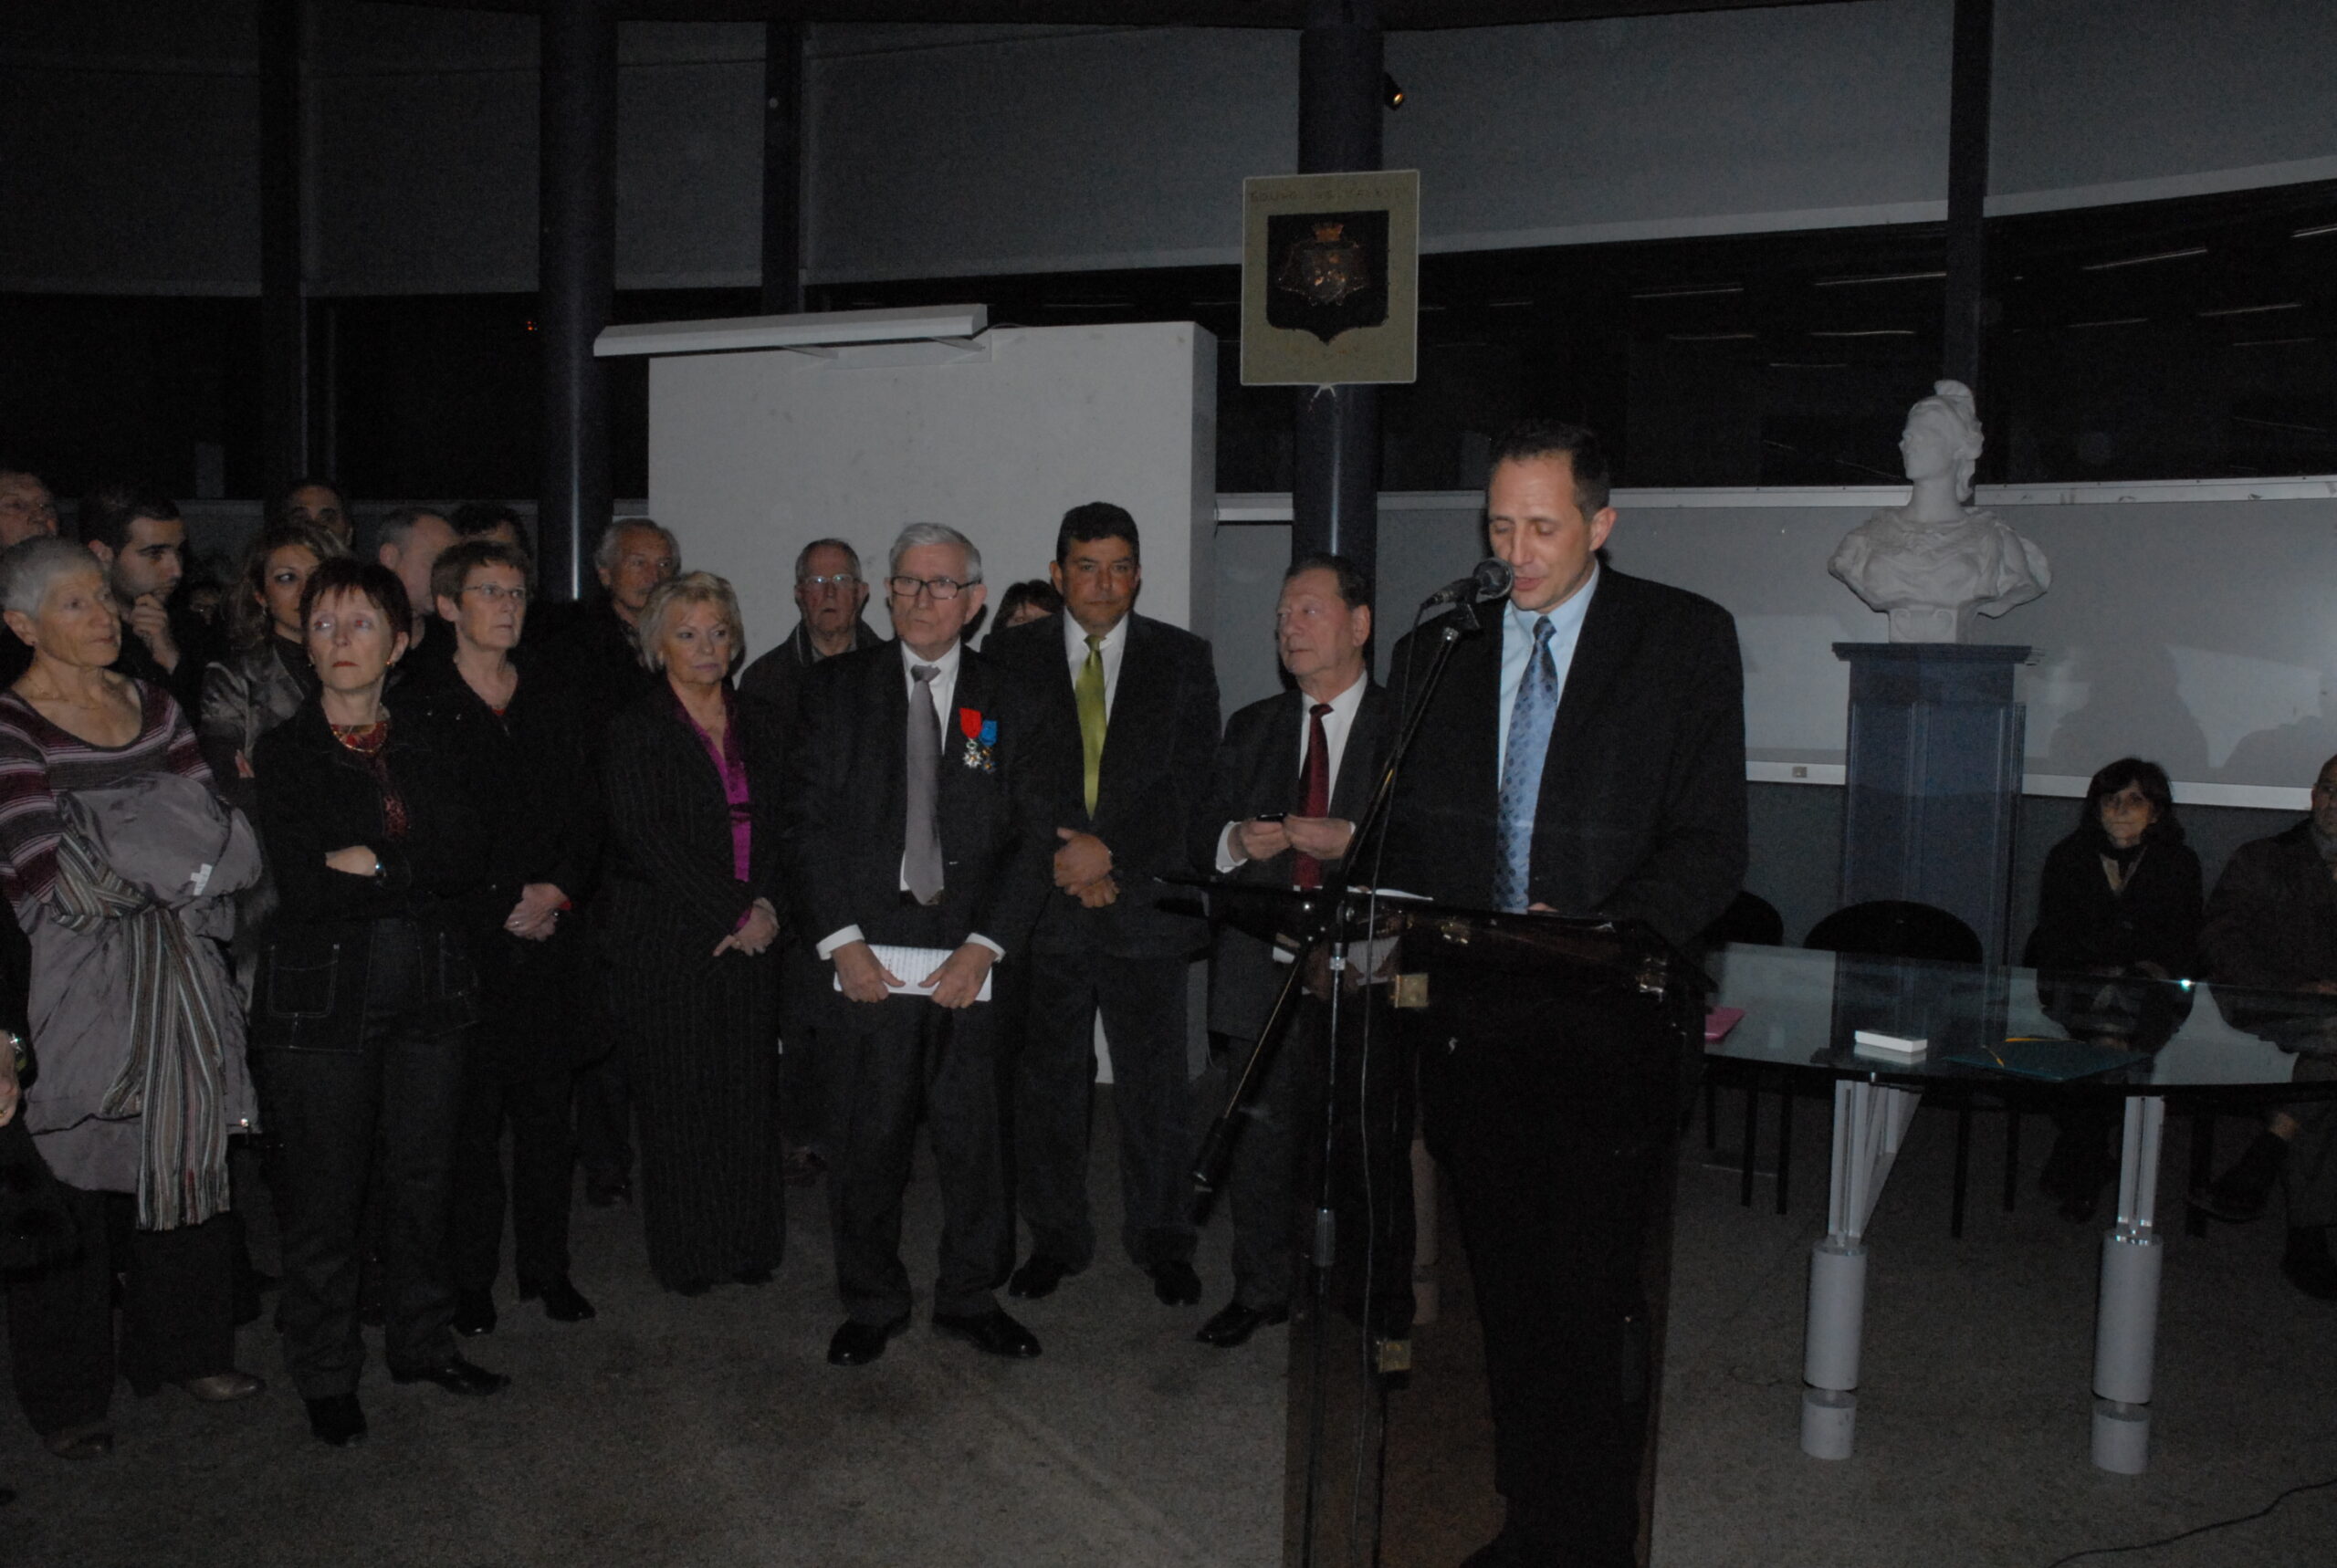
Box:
[1833,643,2029,964]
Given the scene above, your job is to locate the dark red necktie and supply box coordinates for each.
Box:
[1293,702,1333,891]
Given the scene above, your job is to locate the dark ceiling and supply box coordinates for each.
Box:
[387,0,1847,29]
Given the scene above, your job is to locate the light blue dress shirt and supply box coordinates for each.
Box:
[1494,564,1599,779]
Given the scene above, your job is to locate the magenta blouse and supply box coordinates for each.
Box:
[676,686,752,885]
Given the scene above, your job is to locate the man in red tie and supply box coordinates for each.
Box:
[1200,553,1398,1347]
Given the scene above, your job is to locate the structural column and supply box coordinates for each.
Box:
[257,0,308,498]
[1941,0,1996,392]
[540,0,619,604]
[1291,0,1382,587]
[760,22,806,317]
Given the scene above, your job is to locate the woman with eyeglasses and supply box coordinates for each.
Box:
[599,572,789,1296]
[250,557,504,1447]
[408,538,599,1335]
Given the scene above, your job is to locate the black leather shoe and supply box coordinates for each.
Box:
[305,1395,367,1448]
[733,1266,774,1287]
[1196,1299,1289,1349]
[827,1314,910,1366]
[932,1306,1042,1359]
[1006,1252,1073,1299]
[452,1287,497,1337]
[522,1278,596,1322]
[584,1176,633,1208]
[1150,1260,1202,1306]
[389,1356,509,1396]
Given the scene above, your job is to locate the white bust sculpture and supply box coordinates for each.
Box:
[1828,380,2050,643]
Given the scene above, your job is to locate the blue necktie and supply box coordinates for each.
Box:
[1494,615,1557,913]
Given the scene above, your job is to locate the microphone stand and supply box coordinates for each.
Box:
[1191,591,1495,1192]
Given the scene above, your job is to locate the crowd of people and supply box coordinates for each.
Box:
[0,462,1397,1479]
[6,430,2334,1565]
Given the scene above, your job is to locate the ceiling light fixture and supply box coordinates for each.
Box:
[2291,222,2337,238]
[1383,73,1405,110]
[2197,301,2303,318]
[1630,284,1743,300]
[2066,318,2150,329]
[1809,329,1917,338]
[2079,246,2207,271]
[1812,270,1945,287]
[1667,332,1757,341]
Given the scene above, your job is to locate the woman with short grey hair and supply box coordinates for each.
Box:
[0,535,267,1460]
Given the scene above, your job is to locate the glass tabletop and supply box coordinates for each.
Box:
[1708,944,2337,1095]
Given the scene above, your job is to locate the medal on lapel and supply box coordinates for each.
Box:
[959,707,998,773]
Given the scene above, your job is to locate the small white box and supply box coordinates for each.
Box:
[1852,1029,1928,1060]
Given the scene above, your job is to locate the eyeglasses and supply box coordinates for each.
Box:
[800,572,860,591]
[887,574,973,601]
[0,497,58,519]
[463,583,528,605]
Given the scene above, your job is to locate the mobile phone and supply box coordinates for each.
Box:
[1253,812,1287,824]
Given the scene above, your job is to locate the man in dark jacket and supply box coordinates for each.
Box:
[739,538,884,718]
[2194,753,2337,1298]
[984,504,1221,1310]
[541,516,677,1207]
[1200,552,1397,1349]
[79,486,214,717]
[740,538,885,1175]
[786,523,1069,1366]
[1379,421,1745,1568]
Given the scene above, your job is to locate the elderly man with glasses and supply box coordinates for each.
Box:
[740,539,886,1181]
[785,523,1070,1367]
[739,538,883,720]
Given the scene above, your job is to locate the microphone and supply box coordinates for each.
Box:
[1420,558,1514,610]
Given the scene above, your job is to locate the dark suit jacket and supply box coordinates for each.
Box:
[1378,567,1746,951]
[738,617,884,723]
[597,685,789,974]
[783,639,1066,966]
[984,611,1221,959]
[1204,681,1394,1044]
[2200,821,2337,990]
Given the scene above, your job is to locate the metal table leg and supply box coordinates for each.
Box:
[2092,1094,2166,1474]
[1802,1079,1922,1459]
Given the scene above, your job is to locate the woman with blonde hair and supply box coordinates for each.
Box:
[598,572,789,1295]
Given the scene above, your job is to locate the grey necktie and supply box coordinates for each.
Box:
[904,664,946,904]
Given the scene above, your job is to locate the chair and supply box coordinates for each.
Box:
[1804,900,2007,1238]
[1698,893,1788,1210]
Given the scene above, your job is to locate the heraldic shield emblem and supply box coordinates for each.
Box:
[1266,209,1390,346]
[1242,170,1417,386]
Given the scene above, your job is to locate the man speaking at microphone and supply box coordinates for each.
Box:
[1379,421,1745,1568]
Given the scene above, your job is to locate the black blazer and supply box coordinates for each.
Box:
[2024,830,2203,977]
[984,611,1221,958]
[249,696,489,1051]
[407,651,602,924]
[2200,820,2337,990]
[1204,681,1394,1044]
[1378,567,1747,951]
[597,684,789,974]
[738,617,886,727]
[784,639,1065,961]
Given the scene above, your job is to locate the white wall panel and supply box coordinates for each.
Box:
[643,321,1216,664]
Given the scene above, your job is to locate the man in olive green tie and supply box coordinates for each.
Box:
[984,503,1222,1309]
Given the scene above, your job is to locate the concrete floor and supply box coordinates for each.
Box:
[5,1090,2334,1566]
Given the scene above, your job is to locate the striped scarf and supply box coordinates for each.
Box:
[48,824,235,1230]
